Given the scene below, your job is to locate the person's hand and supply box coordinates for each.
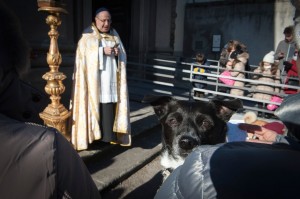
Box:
[277,52,284,60]
[239,123,277,143]
[104,46,115,56]
[113,47,119,56]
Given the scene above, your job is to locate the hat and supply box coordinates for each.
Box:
[95,7,110,17]
[243,111,268,126]
[263,51,275,64]
[243,111,285,134]
[263,122,285,135]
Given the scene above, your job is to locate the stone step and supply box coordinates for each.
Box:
[77,101,162,192]
[85,125,162,192]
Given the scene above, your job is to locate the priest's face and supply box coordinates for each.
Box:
[95,11,111,33]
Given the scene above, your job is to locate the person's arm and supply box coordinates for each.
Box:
[275,41,285,60]
[288,60,298,73]
[225,63,232,71]
[239,123,288,144]
[230,62,244,77]
[252,68,260,79]
[219,48,229,67]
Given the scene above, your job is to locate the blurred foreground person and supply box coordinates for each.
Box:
[0,2,101,199]
[155,93,300,199]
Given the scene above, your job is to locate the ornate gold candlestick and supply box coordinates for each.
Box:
[37,0,71,140]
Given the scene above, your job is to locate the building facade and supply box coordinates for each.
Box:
[3,0,295,67]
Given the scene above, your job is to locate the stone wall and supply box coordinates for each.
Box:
[182,0,294,65]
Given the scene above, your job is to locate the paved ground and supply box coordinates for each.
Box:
[101,156,163,199]
[85,125,162,192]
[75,101,163,196]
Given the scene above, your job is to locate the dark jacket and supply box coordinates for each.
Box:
[0,71,49,125]
[155,141,300,199]
[0,113,101,199]
[0,73,101,199]
[0,3,101,198]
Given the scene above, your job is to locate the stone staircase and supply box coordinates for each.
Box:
[77,101,163,196]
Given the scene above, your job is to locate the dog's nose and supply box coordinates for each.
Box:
[179,136,198,150]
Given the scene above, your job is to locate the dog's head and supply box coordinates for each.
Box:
[142,95,243,170]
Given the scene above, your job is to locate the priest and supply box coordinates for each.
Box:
[70,7,131,150]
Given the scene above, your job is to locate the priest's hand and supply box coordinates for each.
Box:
[104,46,115,56]
[113,47,119,56]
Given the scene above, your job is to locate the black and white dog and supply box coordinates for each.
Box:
[142,95,243,178]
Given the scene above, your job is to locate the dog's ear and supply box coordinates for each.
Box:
[211,98,243,122]
[142,95,173,119]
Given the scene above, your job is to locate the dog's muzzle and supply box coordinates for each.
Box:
[179,136,199,151]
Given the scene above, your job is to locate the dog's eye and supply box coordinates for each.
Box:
[202,119,212,128]
[166,118,179,127]
[196,116,213,129]
[166,113,182,127]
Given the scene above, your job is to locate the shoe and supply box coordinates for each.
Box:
[110,141,118,145]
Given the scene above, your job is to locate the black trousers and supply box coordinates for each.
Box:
[99,103,117,142]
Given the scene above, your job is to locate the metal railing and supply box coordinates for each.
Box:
[126,56,300,117]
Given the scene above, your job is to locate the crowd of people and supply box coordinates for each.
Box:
[192,26,300,111]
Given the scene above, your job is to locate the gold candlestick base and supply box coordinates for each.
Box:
[40,103,71,140]
[37,1,70,140]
